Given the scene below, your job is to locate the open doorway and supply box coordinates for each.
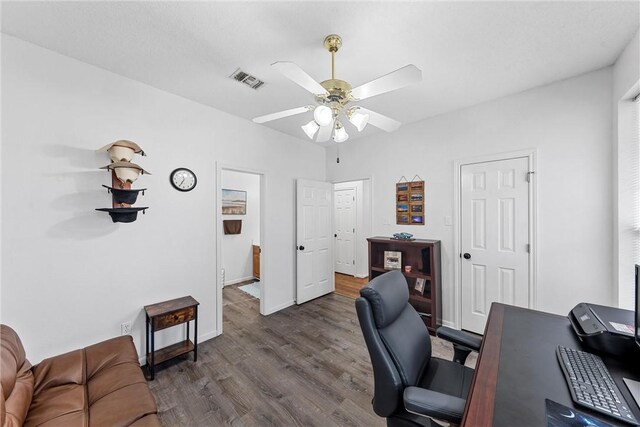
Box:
[333,178,372,298]
[216,166,264,335]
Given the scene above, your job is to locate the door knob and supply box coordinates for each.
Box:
[463,253,471,260]
[298,245,305,251]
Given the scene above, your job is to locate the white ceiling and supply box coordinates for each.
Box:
[2,1,638,144]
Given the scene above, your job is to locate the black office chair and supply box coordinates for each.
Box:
[356,271,482,427]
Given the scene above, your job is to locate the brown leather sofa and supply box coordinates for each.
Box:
[1,325,161,426]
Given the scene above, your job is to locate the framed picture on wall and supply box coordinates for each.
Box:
[396,179,425,225]
[222,189,247,215]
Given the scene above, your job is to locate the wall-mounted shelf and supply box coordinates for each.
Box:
[96,140,149,223]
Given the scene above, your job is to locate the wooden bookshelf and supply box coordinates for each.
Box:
[367,237,442,334]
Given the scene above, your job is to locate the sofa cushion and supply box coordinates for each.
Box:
[85,336,158,426]
[1,325,34,427]
[32,349,84,396]
[25,383,86,427]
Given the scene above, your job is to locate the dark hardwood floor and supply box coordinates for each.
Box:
[148,285,474,426]
[334,273,368,299]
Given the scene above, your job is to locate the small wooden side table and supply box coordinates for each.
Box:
[144,295,199,380]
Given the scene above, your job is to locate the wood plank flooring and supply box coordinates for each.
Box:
[148,285,475,426]
[334,273,368,299]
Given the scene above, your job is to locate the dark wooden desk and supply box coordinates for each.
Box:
[462,303,640,426]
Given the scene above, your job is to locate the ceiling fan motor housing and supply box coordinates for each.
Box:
[317,79,352,106]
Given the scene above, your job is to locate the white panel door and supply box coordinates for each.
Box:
[334,188,356,275]
[461,157,530,334]
[297,179,335,304]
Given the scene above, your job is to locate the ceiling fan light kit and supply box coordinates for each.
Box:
[333,121,349,143]
[301,120,320,139]
[252,34,422,143]
[346,107,369,132]
[313,105,333,126]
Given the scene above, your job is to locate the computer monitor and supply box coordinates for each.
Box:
[635,264,640,349]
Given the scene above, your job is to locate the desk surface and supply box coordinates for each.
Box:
[462,303,640,427]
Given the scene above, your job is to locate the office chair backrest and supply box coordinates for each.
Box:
[356,271,432,417]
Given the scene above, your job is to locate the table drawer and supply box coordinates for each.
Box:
[153,306,195,330]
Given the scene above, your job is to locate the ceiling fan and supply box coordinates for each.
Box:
[253,34,422,143]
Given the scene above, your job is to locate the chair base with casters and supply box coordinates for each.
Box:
[355,271,482,427]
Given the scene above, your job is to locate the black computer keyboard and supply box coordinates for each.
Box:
[557,345,639,425]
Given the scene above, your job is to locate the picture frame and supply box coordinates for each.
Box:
[414,277,426,294]
[222,189,247,215]
[384,251,402,270]
[396,179,425,225]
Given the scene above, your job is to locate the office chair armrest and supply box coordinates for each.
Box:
[436,327,482,351]
[403,386,466,423]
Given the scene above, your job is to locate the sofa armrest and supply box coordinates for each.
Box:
[32,349,85,395]
[403,386,466,423]
[436,327,482,351]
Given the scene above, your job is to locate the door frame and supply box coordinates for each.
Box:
[453,149,538,330]
[216,162,267,336]
[332,176,374,279]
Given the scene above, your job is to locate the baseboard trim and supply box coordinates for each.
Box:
[354,274,368,279]
[224,276,256,287]
[138,329,219,365]
[264,300,295,315]
[441,320,456,329]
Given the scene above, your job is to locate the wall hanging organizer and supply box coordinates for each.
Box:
[396,175,424,225]
[96,140,150,223]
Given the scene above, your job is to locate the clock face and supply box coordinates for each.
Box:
[170,168,197,192]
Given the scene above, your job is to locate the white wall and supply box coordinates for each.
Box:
[327,67,614,324]
[221,170,260,285]
[0,36,325,363]
[612,29,640,309]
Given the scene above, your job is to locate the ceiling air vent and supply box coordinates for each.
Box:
[230,68,265,90]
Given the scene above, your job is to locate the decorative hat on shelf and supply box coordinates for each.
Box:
[96,140,149,224]
[100,161,151,184]
[96,207,148,223]
[97,140,146,162]
[101,185,146,205]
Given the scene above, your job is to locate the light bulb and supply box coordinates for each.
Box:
[314,105,333,126]
[301,120,320,139]
[348,110,369,132]
[333,123,349,143]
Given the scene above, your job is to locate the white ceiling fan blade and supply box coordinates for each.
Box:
[357,108,402,132]
[316,120,335,142]
[350,65,422,101]
[272,62,329,96]
[253,106,310,124]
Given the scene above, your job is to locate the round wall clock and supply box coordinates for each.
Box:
[170,168,197,192]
